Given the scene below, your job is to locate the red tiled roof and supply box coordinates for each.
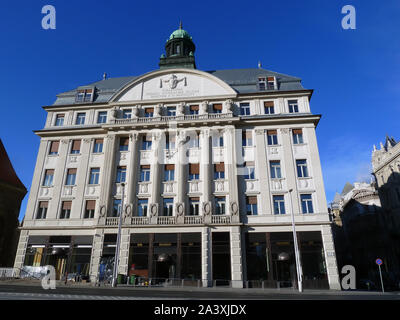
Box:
[0,139,27,191]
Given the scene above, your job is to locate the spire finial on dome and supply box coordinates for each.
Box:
[179,20,182,29]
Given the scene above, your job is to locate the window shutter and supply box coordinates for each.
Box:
[68,168,77,175]
[264,101,274,107]
[62,201,72,210]
[46,169,54,175]
[86,200,96,210]
[190,105,199,111]
[293,129,303,135]
[71,140,81,151]
[247,196,257,204]
[245,161,255,167]
[267,77,275,81]
[165,164,175,170]
[190,197,200,201]
[50,141,59,153]
[145,108,154,113]
[144,135,152,142]
[39,201,48,208]
[267,130,277,135]
[120,137,129,146]
[213,104,222,110]
[95,139,103,144]
[189,163,200,174]
[57,114,65,118]
[215,162,224,172]
[243,130,253,139]
[141,165,150,169]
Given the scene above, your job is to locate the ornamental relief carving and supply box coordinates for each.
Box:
[230,201,239,216]
[202,201,211,216]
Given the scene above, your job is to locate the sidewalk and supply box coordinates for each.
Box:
[1,278,398,296]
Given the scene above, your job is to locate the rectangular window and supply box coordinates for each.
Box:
[116,166,127,183]
[301,194,314,214]
[189,197,200,216]
[55,114,64,126]
[270,161,282,179]
[70,140,81,154]
[93,139,103,153]
[296,159,309,178]
[293,129,304,144]
[214,162,225,180]
[164,164,175,181]
[163,198,174,216]
[267,130,278,145]
[36,201,48,219]
[140,165,150,182]
[273,195,285,215]
[267,76,275,90]
[189,163,200,180]
[244,161,255,179]
[119,137,129,151]
[84,200,96,219]
[111,199,122,217]
[43,169,54,187]
[246,196,258,215]
[215,197,226,215]
[60,201,72,219]
[165,133,176,150]
[89,168,100,185]
[75,113,86,125]
[189,105,199,115]
[188,135,199,148]
[76,89,93,103]
[97,111,107,124]
[242,130,253,147]
[65,168,77,185]
[288,100,299,113]
[212,104,222,114]
[122,109,132,119]
[212,134,224,147]
[240,103,250,116]
[258,77,266,91]
[141,136,152,150]
[264,101,275,114]
[49,141,59,155]
[167,107,176,116]
[137,199,148,217]
[144,108,154,118]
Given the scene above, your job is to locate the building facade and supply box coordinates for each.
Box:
[0,139,27,267]
[14,25,340,289]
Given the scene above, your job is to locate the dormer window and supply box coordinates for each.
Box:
[76,88,94,103]
[267,77,276,90]
[258,77,266,91]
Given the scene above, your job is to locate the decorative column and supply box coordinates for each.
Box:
[89,229,104,283]
[225,126,239,222]
[230,226,243,288]
[280,128,301,214]
[200,128,212,222]
[149,131,162,223]
[13,230,29,276]
[321,225,341,290]
[176,130,187,223]
[118,228,130,276]
[98,134,118,223]
[201,227,212,287]
[255,129,272,215]
[125,132,140,223]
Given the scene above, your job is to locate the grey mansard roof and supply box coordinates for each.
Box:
[52,68,307,106]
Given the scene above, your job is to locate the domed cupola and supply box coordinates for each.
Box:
[159,22,196,69]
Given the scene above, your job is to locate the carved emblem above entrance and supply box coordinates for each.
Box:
[160,74,187,89]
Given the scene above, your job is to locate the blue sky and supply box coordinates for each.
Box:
[0,0,399,220]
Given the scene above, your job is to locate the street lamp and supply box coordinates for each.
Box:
[112,183,125,287]
[288,188,303,292]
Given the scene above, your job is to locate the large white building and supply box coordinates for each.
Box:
[14,25,340,289]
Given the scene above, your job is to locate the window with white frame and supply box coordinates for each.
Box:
[43,169,54,187]
[75,88,94,103]
[141,135,152,150]
[258,77,266,91]
[75,112,86,125]
[36,201,48,219]
[60,201,72,219]
[246,196,258,215]
[270,161,282,179]
[122,109,132,119]
[189,163,199,180]
[55,114,65,126]
[116,166,127,183]
[97,111,107,124]
[163,198,174,216]
[292,129,304,144]
[215,196,226,215]
[165,133,176,150]
[240,103,250,116]
[212,133,224,147]
[93,139,103,153]
[296,159,309,178]
[242,130,253,147]
[273,195,285,214]
[267,130,278,145]
[244,161,255,179]
[167,107,176,116]
[137,199,148,217]
[264,101,275,114]
[189,197,200,216]
[140,165,150,182]
[164,164,175,181]
[300,194,314,214]
[89,168,100,185]
[214,162,225,180]
[288,100,299,113]
[267,76,276,90]
[84,200,95,219]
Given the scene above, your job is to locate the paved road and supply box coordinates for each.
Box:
[0,283,399,300]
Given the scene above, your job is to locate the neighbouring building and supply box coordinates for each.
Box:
[14,24,340,289]
[0,139,27,267]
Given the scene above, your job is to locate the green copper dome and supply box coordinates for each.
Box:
[167,23,192,41]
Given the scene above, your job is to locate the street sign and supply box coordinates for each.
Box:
[376,258,383,266]
[376,258,385,293]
